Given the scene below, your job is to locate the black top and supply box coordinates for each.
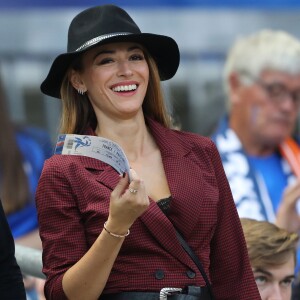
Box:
[157,196,171,215]
[0,200,26,300]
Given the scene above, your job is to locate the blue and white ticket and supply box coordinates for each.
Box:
[55,134,131,180]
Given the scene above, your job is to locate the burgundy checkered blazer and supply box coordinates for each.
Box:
[36,118,261,299]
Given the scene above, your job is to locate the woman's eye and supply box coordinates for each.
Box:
[130,54,144,61]
[98,58,114,65]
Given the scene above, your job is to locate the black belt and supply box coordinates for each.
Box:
[100,286,211,300]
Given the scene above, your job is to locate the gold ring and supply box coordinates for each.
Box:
[129,188,138,194]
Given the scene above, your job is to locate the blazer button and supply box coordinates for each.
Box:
[155,270,165,280]
[186,270,196,279]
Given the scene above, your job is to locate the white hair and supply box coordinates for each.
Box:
[223,29,300,97]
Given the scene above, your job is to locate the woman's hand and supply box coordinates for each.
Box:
[106,169,150,234]
[276,180,300,233]
[62,169,148,299]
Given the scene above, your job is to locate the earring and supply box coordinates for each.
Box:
[77,88,86,95]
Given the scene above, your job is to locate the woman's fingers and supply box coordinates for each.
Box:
[109,169,149,226]
[110,172,128,199]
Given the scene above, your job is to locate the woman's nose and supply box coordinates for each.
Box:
[117,61,133,77]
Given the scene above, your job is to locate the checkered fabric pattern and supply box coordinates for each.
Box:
[35,118,261,299]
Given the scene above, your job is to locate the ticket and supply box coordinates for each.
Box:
[55,134,131,181]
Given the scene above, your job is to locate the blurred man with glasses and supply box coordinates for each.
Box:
[211,30,300,284]
[213,29,300,230]
[213,30,300,232]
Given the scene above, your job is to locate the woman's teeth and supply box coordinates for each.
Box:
[112,84,137,92]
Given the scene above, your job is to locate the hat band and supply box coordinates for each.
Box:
[76,32,132,52]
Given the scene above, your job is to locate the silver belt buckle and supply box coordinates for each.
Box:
[159,287,183,300]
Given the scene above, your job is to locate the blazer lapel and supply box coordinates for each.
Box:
[139,200,196,269]
[138,119,200,268]
[147,118,200,229]
[79,155,121,191]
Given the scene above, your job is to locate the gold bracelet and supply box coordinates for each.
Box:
[103,222,130,238]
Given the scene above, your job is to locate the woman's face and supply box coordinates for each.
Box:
[73,42,149,120]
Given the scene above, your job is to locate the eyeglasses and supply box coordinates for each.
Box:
[255,80,300,108]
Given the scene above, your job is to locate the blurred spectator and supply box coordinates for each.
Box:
[211,28,300,249]
[0,76,51,299]
[0,198,26,299]
[240,218,298,300]
[211,30,300,298]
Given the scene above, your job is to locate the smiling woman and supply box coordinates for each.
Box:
[35,4,261,300]
[68,42,150,124]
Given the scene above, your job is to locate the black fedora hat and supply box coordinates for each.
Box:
[41,4,180,99]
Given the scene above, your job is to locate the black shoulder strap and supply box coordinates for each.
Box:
[175,230,214,299]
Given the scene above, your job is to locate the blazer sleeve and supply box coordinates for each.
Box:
[207,140,261,299]
[0,200,26,300]
[35,158,87,300]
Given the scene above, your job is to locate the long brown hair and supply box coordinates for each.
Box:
[0,79,30,214]
[59,48,171,134]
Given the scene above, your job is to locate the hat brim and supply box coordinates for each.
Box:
[41,33,180,99]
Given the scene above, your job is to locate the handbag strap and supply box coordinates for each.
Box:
[175,230,214,299]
